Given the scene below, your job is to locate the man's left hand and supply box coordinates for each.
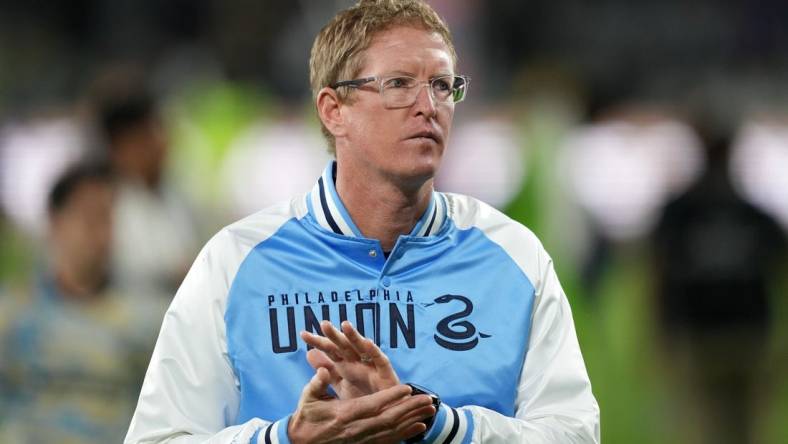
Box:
[301,320,400,399]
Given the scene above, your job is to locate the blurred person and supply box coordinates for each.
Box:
[0,115,89,238]
[126,1,599,443]
[652,125,787,444]
[0,163,161,443]
[564,100,704,300]
[219,104,331,218]
[101,92,199,300]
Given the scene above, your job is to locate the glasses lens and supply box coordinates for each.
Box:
[380,75,468,107]
[430,76,454,102]
[382,76,417,107]
[452,76,467,103]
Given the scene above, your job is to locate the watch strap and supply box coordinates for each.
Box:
[404,383,441,443]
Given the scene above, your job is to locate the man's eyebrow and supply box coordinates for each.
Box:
[430,72,454,79]
[380,70,455,79]
[380,70,417,77]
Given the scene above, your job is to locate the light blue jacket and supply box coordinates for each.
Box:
[126,161,599,444]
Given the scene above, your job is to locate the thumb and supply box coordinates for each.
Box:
[306,348,332,370]
[303,367,331,401]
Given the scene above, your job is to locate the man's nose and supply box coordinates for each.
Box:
[412,83,437,117]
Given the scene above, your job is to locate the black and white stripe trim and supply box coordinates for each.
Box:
[424,404,473,444]
[309,164,357,236]
[256,419,287,444]
[414,193,446,237]
[308,161,447,238]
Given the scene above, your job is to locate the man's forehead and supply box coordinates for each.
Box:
[362,26,454,72]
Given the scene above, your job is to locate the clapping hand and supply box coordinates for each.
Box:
[300,320,400,399]
[288,368,434,444]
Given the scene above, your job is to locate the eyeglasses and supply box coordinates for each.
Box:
[329,74,470,109]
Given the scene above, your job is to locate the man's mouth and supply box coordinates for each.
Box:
[409,130,441,144]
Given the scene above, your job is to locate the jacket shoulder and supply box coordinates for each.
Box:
[187,195,307,285]
[222,195,306,246]
[443,192,548,288]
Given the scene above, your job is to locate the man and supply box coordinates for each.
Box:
[101,91,198,300]
[0,164,160,442]
[126,1,599,443]
[652,127,786,444]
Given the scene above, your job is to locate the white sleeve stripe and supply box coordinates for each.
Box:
[449,407,468,444]
[440,407,461,444]
[256,423,270,444]
[269,420,280,444]
[253,423,274,444]
[430,405,456,444]
[459,409,474,444]
[427,405,472,444]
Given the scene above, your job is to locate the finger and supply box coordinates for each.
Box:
[398,403,437,425]
[363,338,397,377]
[348,386,431,420]
[397,422,429,443]
[344,384,413,419]
[345,403,432,442]
[346,334,398,383]
[320,320,358,361]
[301,330,344,362]
[306,349,341,384]
[302,367,332,401]
[379,395,434,421]
[359,420,428,444]
[341,320,370,358]
[344,397,434,441]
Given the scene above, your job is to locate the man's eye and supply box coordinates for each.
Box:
[385,77,413,89]
[433,78,451,91]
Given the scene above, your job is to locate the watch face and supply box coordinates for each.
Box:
[406,383,440,406]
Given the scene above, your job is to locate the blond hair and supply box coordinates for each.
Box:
[309,0,456,153]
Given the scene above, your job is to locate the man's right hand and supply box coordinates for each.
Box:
[301,321,400,400]
[288,367,436,444]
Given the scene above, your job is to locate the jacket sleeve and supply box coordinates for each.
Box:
[124,230,293,444]
[417,254,600,444]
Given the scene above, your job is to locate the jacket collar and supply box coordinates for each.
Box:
[307,161,446,238]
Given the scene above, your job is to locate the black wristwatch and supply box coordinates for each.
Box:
[405,383,441,444]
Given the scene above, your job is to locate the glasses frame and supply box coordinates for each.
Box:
[329,74,470,108]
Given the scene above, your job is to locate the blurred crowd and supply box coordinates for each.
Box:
[2,0,788,443]
[0,87,198,441]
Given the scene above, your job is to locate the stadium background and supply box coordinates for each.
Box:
[1,0,787,442]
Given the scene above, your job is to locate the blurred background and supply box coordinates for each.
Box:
[1,0,787,442]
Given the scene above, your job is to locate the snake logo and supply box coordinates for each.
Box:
[425,294,491,351]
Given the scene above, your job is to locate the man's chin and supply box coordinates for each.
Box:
[386,160,441,189]
[400,140,444,168]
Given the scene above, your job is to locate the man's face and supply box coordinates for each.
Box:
[114,117,168,188]
[338,26,456,185]
[51,180,114,276]
[136,118,168,186]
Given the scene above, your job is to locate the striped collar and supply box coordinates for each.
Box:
[306,161,446,238]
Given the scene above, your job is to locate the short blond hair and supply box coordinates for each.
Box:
[309,0,457,153]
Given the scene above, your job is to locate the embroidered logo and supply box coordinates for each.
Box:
[426,294,491,351]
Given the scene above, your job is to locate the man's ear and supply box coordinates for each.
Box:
[316,87,347,139]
